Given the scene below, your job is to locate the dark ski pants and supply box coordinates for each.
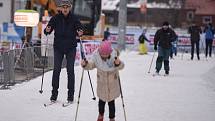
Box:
[98,99,115,119]
[156,46,170,72]
[205,39,213,57]
[191,41,200,59]
[51,48,76,101]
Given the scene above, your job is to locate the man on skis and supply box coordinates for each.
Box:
[44,0,83,103]
[154,21,177,75]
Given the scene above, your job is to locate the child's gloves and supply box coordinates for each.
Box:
[114,57,121,67]
[77,29,84,37]
[81,59,88,67]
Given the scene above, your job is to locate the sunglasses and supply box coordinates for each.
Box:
[62,5,71,9]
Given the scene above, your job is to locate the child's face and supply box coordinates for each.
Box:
[100,54,111,61]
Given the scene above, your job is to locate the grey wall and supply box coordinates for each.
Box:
[0,0,11,24]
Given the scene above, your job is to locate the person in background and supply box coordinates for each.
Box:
[104,27,111,41]
[188,21,201,60]
[204,23,215,58]
[154,21,177,75]
[138,29,150,54]
[81,41,124,121]
[170,35,178,59]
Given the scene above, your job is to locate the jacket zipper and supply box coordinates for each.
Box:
[107,72,110,101]
[62,18,65,34]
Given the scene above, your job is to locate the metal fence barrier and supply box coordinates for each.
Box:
[0,45,55,89]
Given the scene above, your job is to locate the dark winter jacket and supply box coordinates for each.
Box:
[138,34,149,44]
[188,25,201,42]
[44,12,82,52]
[154,28,177,49]
[104,30,110,40]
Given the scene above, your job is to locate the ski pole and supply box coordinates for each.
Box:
[148,50,156,73]
[79,36,96,100]
[39,36,48,94]
[87,71,96,100]
[118,75,127,121]
[181,45,186,60]
[74,68,84,121]
[114,57,127,121]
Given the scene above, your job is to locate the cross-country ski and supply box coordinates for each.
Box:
[62,101,74,107]
[44,101,57,107]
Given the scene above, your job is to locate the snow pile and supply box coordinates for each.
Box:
[203,65,215,90]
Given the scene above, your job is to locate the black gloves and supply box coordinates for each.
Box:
[154,46,157,51]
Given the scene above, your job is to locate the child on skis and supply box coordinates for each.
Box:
[81,41,125,121]
[138,29,150,54]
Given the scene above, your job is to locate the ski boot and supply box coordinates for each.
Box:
[153,70,159,76]
[164,71,169,76]
[97,114,104,121]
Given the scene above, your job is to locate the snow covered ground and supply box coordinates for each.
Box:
[1,51,215,121]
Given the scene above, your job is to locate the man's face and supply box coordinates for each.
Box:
[162,25,169,30]
[61,5,71,16]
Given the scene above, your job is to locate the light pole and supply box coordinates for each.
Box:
[11,0,15,23]
[118,0,127,51]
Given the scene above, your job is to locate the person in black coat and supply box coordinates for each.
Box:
[154,21,177,75]
[104,27,111,40]
[44,0,83,102]
[188,22,201,60]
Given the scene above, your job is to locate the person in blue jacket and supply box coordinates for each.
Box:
[44,0,83,102]
[204,23,214,58]
[170,35,178,59]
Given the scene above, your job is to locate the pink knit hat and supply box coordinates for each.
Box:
[98,41,113,56]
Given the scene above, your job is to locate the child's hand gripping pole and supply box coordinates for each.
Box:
[79,35,96,101]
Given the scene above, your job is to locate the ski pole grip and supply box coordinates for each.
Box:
[114,57,120,67]
[82,59,88,68]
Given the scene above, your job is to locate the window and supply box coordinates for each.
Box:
[186,11,194,21]
[202,16,212,24]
